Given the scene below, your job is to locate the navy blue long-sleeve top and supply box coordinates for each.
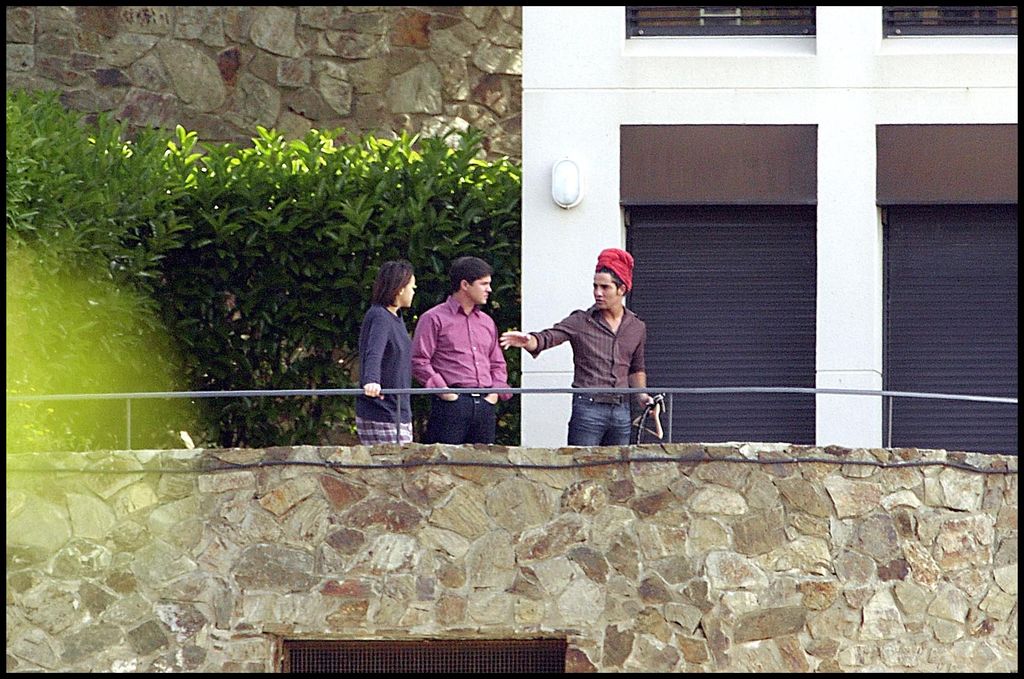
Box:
[356,304,412,423]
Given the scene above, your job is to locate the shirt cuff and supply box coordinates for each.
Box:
[527,332,543,358]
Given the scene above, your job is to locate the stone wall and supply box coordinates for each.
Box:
[6,443,1017,672]
[5,6,521,158]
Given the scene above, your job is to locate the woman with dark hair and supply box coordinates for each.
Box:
[356,260,416,444]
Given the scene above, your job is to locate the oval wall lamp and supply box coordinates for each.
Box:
[551,158,583,209]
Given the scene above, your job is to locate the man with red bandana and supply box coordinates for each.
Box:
[500,248,654,446]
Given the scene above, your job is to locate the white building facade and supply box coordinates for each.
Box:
[519,6,1017,449]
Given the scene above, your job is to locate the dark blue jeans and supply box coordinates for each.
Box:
[425,394,497,444]
[567,394,632,446]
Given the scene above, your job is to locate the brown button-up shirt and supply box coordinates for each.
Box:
[528,305,647,389]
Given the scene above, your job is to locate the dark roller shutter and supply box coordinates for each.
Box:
[884,204,1018,454]
[627,205,816,445]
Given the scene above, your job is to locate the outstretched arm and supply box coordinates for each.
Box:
[499,330,538,353]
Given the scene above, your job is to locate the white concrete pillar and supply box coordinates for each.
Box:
[814,7,884,447]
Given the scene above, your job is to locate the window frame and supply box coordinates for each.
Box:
[625,6,816,38]
[883,6,1018,36]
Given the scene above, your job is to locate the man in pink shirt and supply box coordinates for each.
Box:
[412,256,512,444]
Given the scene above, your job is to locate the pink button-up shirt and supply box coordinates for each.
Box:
[411,296,511,400]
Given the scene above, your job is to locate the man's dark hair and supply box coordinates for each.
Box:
[597,266,626,290]
[371,260,414,306]
[449,256,492,293]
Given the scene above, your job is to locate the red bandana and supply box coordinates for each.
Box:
[595,248,634,291]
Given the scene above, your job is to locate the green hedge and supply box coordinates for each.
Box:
[6,89,522,450]
[6,90,195,452]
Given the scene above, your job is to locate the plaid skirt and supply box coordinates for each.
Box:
[356,417,413,445]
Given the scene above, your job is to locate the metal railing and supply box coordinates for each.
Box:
[6,386,1016,451]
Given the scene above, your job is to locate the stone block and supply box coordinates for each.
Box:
[7,500,70,551]
[624,634,681,673]
[733,606,808,642]
[467,590,514,625]
[515,513,586,562]
[993,564,1016,595]
[485,478,553,532]
[823,476,882,518]
[126,620,169,656]
[466,530,516,589]
[155,40,225,112]
[345,496,423,532]
[861,588,905,640]
[61,623,123,664]
[799,579,839,611]
[565,647,598,673]
[927,582,970,622]
[636,607,673,643]
[734,507,787,555]
[232,544,317,592]
[428,484,489,538]
[775,635,811,672]
[938,469,984,511]
[198,470,255,494]
[249,6,302,57]
[52,539,111,579]
[638,574,672,603]
[568,545,610,583]
[9,628,61,670]
[110,482,159,517]
[690,484,748,515]
[256,475,315,516]
[637,522,689,560]
[602,624,635,668]
[561,479,609,513]
[665,602,703,635]
[759,536,833,576]
[979,588,1016,621]
[471,40,521,75]
[516,448,579,488]
[557,578,605,624]
[853,513,901,561]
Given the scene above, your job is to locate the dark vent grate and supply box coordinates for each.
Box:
[627,6,816,37]
[883,6,1018,35]
[282,639,567,673]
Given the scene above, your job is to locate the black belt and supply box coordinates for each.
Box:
[450,387,486,397]
[579,393,626,405]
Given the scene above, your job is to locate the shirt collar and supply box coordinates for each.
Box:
[587,304,633,327]
[445,295,477,317]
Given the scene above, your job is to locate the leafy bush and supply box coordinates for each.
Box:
[6,90,195,452]
[158,126,522,446]
[7,89,522,449]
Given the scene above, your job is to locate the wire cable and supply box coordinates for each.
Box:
[6,443,1016,475]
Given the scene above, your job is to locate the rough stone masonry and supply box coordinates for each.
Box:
[5,442,1017,672]
[6,6,521,159]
